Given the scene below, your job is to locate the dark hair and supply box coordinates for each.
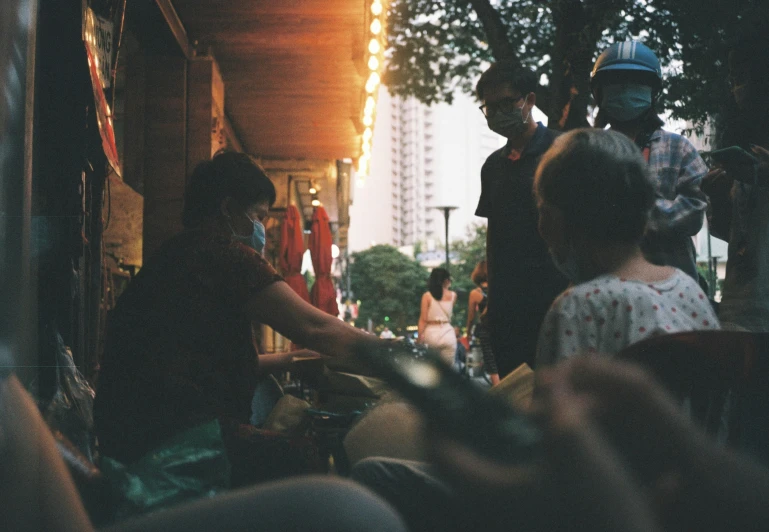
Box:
[428,268,451,301]
[476,61,538,101]
[182,152,276,228]
[534,129,654,244]
[470,261,487,286]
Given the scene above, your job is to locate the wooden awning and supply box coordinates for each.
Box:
[173,0,368,160]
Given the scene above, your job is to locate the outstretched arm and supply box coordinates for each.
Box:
[246,281,379,360]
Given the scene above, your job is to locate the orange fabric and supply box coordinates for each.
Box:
[309,206,338,316]
[279,205,310,302]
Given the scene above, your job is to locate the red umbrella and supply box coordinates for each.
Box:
[279,205,310,302]
[309,206,338,316]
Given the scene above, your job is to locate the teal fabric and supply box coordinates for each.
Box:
[101,420,231,522]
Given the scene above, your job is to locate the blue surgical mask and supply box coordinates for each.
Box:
[229,213,266,254]
[486,97,531,138]
[601,84,652,123]
[549,245,582,284]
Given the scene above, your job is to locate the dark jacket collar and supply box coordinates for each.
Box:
[498,122,551,160]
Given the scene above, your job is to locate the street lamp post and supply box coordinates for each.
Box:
[432,206,458,271]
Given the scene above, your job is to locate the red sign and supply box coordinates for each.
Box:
[82,1,126,176]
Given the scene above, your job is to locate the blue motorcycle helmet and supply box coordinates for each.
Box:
[591,41,663,102]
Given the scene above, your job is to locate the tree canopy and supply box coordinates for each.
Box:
[350,245,427,333]
[384,0,762,132]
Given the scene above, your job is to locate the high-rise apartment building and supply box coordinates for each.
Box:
[349,87,504,252]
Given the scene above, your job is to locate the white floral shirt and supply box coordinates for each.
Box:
[536,269,720,366]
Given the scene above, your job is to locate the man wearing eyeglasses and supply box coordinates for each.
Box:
[475,62,568,377]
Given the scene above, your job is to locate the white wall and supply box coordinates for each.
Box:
[424,92,501,243]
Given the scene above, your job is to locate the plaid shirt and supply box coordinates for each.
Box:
[640,128,708,279]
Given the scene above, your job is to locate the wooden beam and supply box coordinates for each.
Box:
[155,1,248,153]
[155,0,194,59]
[222,112,244,153]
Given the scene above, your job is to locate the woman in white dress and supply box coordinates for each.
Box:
[417,268,457,366]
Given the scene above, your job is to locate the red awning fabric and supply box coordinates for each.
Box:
[309,206,338,316]
[279,205,310,302]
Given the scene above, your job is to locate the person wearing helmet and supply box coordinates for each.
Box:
[591,41,708,281]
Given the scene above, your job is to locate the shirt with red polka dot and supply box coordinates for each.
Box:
[536,269,719,367]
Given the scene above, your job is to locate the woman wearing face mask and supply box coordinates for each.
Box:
[94,152,380,486]
[417,268,458,366]
[590,41,708,283]
[533,129,719,367]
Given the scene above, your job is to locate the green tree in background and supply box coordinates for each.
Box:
[385,0,760,133]
[449,223,487,333]
[350,245,427,334]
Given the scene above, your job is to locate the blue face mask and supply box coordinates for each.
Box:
[230,213,266,254]
[601,84,652,123]
[486,97,531,138]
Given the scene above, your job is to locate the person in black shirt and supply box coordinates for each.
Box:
[475,62,568,374]
[94,152,380,486]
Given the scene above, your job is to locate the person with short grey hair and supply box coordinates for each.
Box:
[534,129,719,366]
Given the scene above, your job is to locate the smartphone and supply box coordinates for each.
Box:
[356,342,541,465]
[706,146,758,167]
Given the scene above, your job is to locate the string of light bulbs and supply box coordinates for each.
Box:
[357,0,386,187]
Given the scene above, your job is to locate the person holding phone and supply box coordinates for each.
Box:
[591,41,708,282]
[703,13,769,332]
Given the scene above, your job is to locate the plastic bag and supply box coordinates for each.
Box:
[100,419,231,522]
[44,332,97,461]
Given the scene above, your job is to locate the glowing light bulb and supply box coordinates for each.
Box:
[371,2,383,16]
[363,115,373,127]
[309,186,317,194]
[358,155,370,174]
[363,128,373,141]
[370,19,382,35]
[368,39,380,54]
[311,199,321,207]
[365,73,380,93]
[368,55,380,71]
